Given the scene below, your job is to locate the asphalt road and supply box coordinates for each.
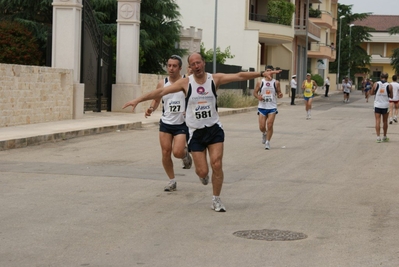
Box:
[1,90,399,267]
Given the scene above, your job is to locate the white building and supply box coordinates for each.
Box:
[175,0,294,72]
[176,0,338,90]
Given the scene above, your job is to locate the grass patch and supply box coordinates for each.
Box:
[217,92,258,108]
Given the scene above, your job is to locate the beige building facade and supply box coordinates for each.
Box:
[354,15,399,85]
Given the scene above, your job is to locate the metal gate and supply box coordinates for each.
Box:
[81,0,113,112]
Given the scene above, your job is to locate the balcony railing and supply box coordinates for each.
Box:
[309,42,336,59]
[310,10,334,29]
[295,18,321,38]
[308,21,321,37]
[249,13,291,26]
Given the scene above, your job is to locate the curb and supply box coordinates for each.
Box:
[0,107,258,151]
[0,122,143,151]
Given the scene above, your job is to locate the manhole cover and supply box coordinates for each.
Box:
[233,229,307,241]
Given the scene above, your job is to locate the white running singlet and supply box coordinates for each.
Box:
[257,78,278,110]
[185,73,220,129]
[374,81,390,109]
[390,81,399,101]
[161,77,186,125]
[342,81,351,93]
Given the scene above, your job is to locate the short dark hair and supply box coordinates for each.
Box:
[380,72,388,79]
[169,55,182,67]
[393,75,397,81]
[265,65,274,70]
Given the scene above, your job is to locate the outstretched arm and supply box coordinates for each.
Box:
[213,70,281,88]
[122,78,188,112]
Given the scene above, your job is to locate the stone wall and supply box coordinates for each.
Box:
[0,65,257,128]
[139,73,166,112]
[0,64,74,128]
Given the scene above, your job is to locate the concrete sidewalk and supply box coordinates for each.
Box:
[0,88,339,151]
[0,107,258,151]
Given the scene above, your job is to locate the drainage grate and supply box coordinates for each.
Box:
[233,229,307,241]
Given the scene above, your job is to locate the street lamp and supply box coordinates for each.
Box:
[213,0,218,73]
[337,15,345,87]
[348,24,355,80]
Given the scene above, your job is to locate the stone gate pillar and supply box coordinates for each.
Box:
[111,0,142,112]
[52,0,84,119]
[179,26,203,75]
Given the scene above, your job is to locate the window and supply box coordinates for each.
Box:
[370,43,384,56]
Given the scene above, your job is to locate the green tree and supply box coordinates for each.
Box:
[311,74,324,87]
[139,0,185,73]
[85,0,185,74]
[0,20,42,65]
[0,0,52,65]
[200,43,235,64]
[329,4,372,81]
[267,0,295,25]
[0,0,184,74]
[389,26,399,74]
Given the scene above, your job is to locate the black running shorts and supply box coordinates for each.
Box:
[159,120,188,136]
[188,123,224,152]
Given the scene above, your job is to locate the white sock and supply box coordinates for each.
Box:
[212,196,220,201]
[170,178,176,183]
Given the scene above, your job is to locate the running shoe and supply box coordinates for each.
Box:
[262,132,266,144]
[164,181,177,192]
[394,117,398,123]
[211,198,226,212]
[182,147,192,169]
[383,136,390,142]
[199,175,209,185]
[376,137,382,143]
[265,140,270,150]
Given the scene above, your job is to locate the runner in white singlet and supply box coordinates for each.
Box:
[123,52,281,212]
[253,65,283,150]
[145,55,192,192]
[370,72,392,142]
[389,75,399,124]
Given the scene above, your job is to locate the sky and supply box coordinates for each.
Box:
[339,0,398,16]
